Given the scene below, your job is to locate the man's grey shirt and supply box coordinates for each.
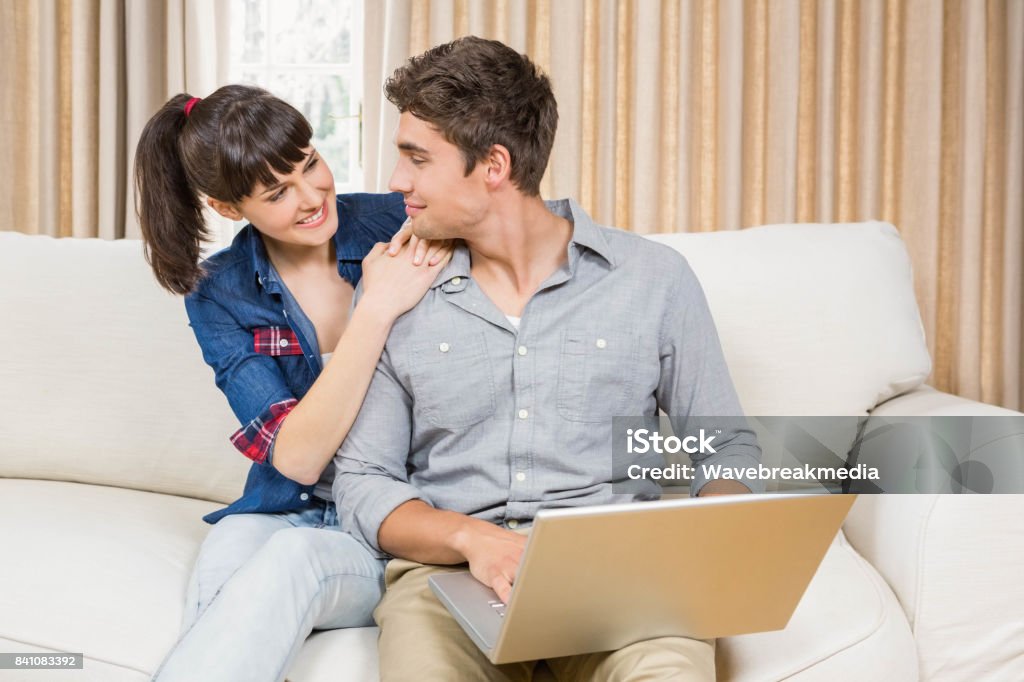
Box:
[333,198,762,557]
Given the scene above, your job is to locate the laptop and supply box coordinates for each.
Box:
[429,492,856,664]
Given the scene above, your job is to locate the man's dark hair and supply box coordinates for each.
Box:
[385,36,558,196]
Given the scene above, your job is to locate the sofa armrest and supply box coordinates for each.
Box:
[852,385,1024,494]
[870,384,1023,417]
[850,384,1024,570]
[842,495,1024,678]
[840,388,1024,677]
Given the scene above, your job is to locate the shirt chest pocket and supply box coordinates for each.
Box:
[407,332,497,429]
[557,330,640,423]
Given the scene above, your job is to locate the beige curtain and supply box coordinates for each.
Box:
[364,0,1024,412]
[0,0,230,240]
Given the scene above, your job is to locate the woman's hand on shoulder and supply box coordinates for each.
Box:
[386,219,449,266]
[360,223,453,320]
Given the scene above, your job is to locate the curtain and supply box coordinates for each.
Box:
[363,0,1024,412]
[0,0,230,240]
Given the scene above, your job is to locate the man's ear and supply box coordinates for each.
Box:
[482,144,512,189]
[207,197,244,221]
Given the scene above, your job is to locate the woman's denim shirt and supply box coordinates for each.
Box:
[185,192,406,523]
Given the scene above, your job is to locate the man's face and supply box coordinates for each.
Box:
[388,112,489,240]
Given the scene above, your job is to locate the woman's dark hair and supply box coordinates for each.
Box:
[133,84,313,294]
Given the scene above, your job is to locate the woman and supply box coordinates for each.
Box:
[134,84,448,681]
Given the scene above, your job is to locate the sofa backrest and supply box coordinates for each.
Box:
[1,221,932,500]
[647,221,931,416]
[0,232,248,504]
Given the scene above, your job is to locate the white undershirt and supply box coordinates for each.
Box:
[506,315,521,328]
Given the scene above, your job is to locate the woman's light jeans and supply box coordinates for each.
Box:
[152,499,385,682]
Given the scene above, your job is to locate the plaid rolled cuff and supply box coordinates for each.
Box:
[253,326,303,356]
[230,398,298,464]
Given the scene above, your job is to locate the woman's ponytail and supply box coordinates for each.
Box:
[134,93,209,295]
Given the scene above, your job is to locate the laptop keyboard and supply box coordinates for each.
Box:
[487,599,507,618]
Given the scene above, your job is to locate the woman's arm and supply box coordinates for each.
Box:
[185,236,449,484]
[260,241,450,484]
[269,297,393,484]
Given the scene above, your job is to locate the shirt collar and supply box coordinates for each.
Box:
[245,225,278,291]
[430,242,472,292]
[429,197,617,292]
[547,197,618,268]
[333,198,377,262]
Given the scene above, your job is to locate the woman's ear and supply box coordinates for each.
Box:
[483,144,512,189]
[207,197,244,221]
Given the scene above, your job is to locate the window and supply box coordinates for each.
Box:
[229,0,364,193]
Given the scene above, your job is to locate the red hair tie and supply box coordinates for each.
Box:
[184,97,202,117]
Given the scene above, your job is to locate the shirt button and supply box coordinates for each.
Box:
[279,338,290,348]
[507,519,519,529]
[299,493,309,501]
[439,342,451,353]
[596,338,607,349]
[515,472,526,482]
[517,346,528,356]
[518,409,529,419]
[451,277,462,285]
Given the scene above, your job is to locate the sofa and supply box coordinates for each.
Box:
[1,221,1022,682]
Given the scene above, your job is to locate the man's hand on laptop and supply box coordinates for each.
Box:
[454,518,528,604]
[376,501,525,602]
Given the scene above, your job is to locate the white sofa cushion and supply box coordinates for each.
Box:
[647,222,932,416]
[0,475,920,682]
[717,530,917,681]
[0,639,146,682]
[843,495,1024,680]
[0,232,247,504]
[0,479,219,679]
[291,531,918,682]
[288,628,381,682]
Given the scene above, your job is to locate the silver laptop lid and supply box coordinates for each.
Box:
[488,493,855,664]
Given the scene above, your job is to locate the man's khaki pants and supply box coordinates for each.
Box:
[374,559,716,682]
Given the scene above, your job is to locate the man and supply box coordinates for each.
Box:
[333,36,762,681]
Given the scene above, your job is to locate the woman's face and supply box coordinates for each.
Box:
[224,146,337,248]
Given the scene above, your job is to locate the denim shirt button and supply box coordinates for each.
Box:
[299,493,309,501]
